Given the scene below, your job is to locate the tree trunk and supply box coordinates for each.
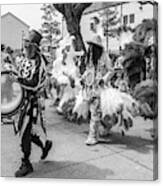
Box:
[69,27,86,52]
[53,3,91,52]
[53,3,92,73]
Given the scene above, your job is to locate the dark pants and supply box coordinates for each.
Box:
[19,93,44,162]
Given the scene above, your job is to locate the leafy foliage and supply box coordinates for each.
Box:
[133,79,158,119]
[133,19,157,45]
[40,4,61,45]
[99,6,120,38]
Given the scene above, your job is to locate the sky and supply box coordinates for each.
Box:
[1,4,43,30]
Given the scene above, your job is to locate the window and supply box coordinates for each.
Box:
[130,14,135,24]
[123,15,128,25]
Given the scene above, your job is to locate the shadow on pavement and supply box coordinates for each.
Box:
[107,132,154,154]
[26,160,114,179]
[83,130,154,154]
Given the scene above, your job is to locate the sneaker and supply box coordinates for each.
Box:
[85,137,98,146]
[41,140,53,160]
[15,161,33,177]
[56,107,63,115]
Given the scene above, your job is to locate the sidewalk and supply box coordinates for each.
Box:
[1,100,157,180]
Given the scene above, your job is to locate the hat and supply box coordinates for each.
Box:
[25,30,42,46]
[87,35,103,48]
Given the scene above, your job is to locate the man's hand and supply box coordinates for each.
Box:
[9,72,18,82]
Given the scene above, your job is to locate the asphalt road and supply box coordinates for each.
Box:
[1,100,157,180]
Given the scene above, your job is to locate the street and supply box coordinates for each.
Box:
[1,100,157,180]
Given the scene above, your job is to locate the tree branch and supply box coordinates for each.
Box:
[53,4,65,15]
[74,3,92,18]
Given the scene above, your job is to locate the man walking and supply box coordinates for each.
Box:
[14,30,52,177]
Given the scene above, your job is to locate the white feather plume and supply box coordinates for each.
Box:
[73,90,89,120]
[51,34,80,85]
[100,87,139,119]
[57,84,76,111]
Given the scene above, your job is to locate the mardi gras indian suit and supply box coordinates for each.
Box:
[14,30,52,177]
[73,35,139,145]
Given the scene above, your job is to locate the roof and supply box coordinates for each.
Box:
[84,2,128,15]
[1,12,30,28]
[138,1,158,5]
[83,1,155,15]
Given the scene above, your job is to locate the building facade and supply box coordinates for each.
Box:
[62,1,157,52]
[1,12,29,50]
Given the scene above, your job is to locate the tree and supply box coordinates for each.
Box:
[122,19,157,89]
[133,19,158,81]
[53,3,92,52]
[122,42,146,89]
[132,19,158,126]
[40,4,61,57]
[99,4,120,52]
[133,19,157,45]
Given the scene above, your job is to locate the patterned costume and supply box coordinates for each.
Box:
[84,35,106,145]
[84,35,138,145]
[15,30,52,177]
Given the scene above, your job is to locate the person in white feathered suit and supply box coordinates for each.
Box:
[78,34,140,145]
[51,35,77,85]
[51,34,83,114]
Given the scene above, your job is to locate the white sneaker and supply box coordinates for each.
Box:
[56,107,63,114]
[85,137,98,145]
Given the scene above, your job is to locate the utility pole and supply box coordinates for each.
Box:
[106,10,109,53]
[120,2,123,51]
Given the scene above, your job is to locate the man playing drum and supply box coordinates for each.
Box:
[13,30,52,177]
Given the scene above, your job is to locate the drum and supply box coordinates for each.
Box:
[1,71,26,117]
